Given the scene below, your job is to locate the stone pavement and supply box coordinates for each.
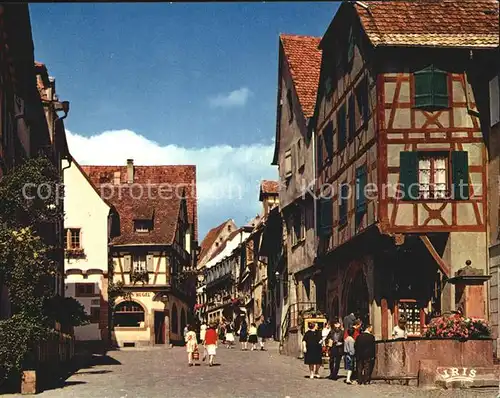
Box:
[9,342,500,397]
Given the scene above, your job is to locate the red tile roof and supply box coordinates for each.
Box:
[81,164,197,243]
[280,34,322,118]
[199,219,231,263]
[354,0,499,48]
[259,180,279,202]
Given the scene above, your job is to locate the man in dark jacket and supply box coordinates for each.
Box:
[354,324,376,385]
[257,317,267,351]
[326,318,344,380]
[343,312,356,332]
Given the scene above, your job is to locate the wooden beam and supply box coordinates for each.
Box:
[419,235,451,278]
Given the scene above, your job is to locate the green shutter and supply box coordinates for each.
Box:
[339,183,348,226]
[337,104,346,150]
[324,122,334,160]
[433,69,449,108]
[415,65,449,110]
[399,152,419,200]
[451,151,469,200]
[348,95,356,139]
[319,198,333,237]
[415,66,433,108]
[356,165,367,213]
[316,135,323,172]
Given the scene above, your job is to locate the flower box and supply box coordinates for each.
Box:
[65,248,85,259]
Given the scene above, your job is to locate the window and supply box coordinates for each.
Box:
[287,89,294,123]
[291,207,305,245]
[323,122,334,161]
[65,228,81,249]
[347,27,355,64]
[337,103,347,151]
[397,300,421,335]
[134,219,152,232]
[75,283,95,297]
[490,75,500,127]
[356,76,369,123]
[400,151,469,200]
[114,301,145,327]
[90,307,100,324]
[297,138,305,170]
[316,135,324,172]
[339,182,349,227]
[355,165,368,228]
[317,198,333,237]
[348,94,356,139]
[414,65,449,110]
[284,149,292,178]
[133,254,147,272]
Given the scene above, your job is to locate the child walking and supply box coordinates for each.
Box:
[185,325,198,366]
[204,323,218,366]
[248,323,258,350]
[344,327,356,384]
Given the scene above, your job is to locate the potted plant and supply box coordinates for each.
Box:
[424,313,491,341]
[130,270,149,285]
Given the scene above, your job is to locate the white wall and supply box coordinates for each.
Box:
[63,159,110,340]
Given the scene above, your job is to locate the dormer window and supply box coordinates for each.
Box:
[134,219,152,233]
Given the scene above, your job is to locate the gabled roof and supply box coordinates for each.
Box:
[279,34,323,117]
[354,0,499,48]
[81,164,197,240]
[259,180,279,201]
[109,185,182,246]
[199,219,232,263]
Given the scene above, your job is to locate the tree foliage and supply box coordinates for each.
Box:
[0,156,64,379]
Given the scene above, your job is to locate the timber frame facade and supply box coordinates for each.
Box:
[313,2,496,340]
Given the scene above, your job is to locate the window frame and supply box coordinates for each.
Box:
[75,283,96,297]
[134,219,152,233]
[339,181,349,228]
[65,228,82,250]
[417,152,450,200]
[133,254,147,272]
[413,65,450,111]
[284,149,292,179]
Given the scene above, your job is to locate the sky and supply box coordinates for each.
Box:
[29,2,339,240]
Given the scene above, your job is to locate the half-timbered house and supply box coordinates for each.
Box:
[272,34,323,355]
[314,0,498,339]
[82,160,198,347]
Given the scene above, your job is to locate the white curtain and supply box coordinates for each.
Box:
[418,158,431,199]
[434,157,447,198]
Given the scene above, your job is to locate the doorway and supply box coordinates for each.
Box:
[154,311,166,344]
[344,270,369,326]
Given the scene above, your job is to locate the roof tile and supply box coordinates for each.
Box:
[280,34,322,117]
[355,0,499,48]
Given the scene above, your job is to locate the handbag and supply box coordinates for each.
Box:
[192,347,200,360]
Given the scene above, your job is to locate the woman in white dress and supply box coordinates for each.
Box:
[185,325,198,366]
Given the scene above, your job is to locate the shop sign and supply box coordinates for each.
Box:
[131,292,153,297]
[436,367,477,382]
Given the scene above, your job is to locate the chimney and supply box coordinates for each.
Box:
[127,159,134,183]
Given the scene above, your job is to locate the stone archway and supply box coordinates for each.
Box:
[341,261,370,326]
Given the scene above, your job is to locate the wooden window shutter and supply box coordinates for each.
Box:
[399,152,419,200]
[433,69,449,108]
[451,151,469,200]
[415,66,433,108]
[318,198,333,237]
[337,104,347,151]
[123,255,132,272]
[146,254,155,272]
[316,135,324,172]
[339,183,348,226]
[355,165,368,213]
[348,94,356,139]
[324,122,334,160]
[415,65,448,109]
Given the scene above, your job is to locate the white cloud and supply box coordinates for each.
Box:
[208,87,252,108]
[66,129,277,238]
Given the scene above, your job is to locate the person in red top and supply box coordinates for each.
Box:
[344,319,361,340]
[204,323,218,366]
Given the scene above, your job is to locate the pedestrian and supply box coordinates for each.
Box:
[343,312,356,333]
[185,325,198,367]
[183,324,189,343]
[344,327,356,384]
[354,324,376,385]
[257,318,267,351]
[302,322,323,379]
[239,318,248,350]
[393,316,408,339]
[326,318,344,380]
[248,322,258,350]
[204,323,218,367]
[200,321,208,361]
[344,318,361,341]
[225,321,235,348]
[321,321,331,345]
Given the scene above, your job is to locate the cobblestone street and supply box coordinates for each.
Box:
[8,343,498,398]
